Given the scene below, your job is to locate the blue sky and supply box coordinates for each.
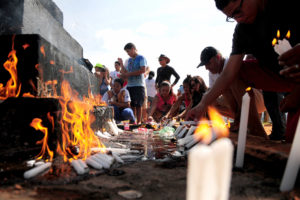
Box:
[53,0,236,90]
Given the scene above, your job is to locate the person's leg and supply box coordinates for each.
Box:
[239,60,298,139]
[121,108,136,124]
[263,91,286,140]
[112,105,122,123]
[136,106,142,124]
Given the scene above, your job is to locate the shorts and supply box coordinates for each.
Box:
[127,86,145,107]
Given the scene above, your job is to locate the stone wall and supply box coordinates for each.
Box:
[0,0,82,59]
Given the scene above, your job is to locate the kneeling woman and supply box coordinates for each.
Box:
[148,81,177,122]
[102,78,135,123]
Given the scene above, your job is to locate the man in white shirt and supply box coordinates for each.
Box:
[109,61,121,86]
[197,46,266,136]
[102,78,135,123]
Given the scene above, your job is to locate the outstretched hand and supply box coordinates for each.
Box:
[185,103,207,121]
[278,44,300,82]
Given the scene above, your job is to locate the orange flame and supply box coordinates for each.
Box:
[0,36,21,100]
[194,119,213,144]
[194,107,229,144]
[30,118,54,162]
[22,44,30,50]
[40,46,46,57]
[245,87,252,92]
[272,38,277,46]
[57,80,105,162]
[22,92,35,97]
[277,30,280,38]
[286,30,291,39]
[50,60,55,65]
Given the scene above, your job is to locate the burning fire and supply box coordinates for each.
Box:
[57,80,105,162]
[1,36,106,163]
[0,35,21,100]
[194,107,229,144]
[30,117,54,162]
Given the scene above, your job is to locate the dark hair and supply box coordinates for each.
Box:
[159,81,173,96]
[215,0,234,10]
[148,71,155,80]
[115,61,120,66]
[191,76,208,93]
[124,43,136,50]
[183,74,192,85]
[114,78,124,87]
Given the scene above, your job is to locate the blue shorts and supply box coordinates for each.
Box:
[127,86,145,107]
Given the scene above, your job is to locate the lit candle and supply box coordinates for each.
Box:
[280,117,300,191]
[235,92,250,168]
[211,138,234,200]
[272,30,292,55]
[186,144,217,200]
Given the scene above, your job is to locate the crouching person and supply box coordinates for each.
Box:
[148,81,177,122]
[102,78,136,124]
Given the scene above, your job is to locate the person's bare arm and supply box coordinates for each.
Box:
[186,54,244,121]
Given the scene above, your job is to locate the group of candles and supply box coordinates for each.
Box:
[187,61,300,199]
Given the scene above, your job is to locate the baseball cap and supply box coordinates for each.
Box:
[197,46,218,68]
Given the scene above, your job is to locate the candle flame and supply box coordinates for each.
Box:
[245,87,252,92]
[286,30,291,39]
[227,120,231,128]
[194,107,229,144]
[272,38,277,46]
[277,30,280,38]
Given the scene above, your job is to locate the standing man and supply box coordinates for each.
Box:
[118,43,147,125]
[156,54,180,88]
[187,0,300,142]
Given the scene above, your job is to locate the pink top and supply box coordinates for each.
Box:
[184,93,191,108]
[156,93,176,113]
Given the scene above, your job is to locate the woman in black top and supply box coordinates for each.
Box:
[156,54,180,88]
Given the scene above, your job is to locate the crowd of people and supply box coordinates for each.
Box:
[92,0,300,143]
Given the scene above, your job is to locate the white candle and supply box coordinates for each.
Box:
[86,156,103,169]
[187,144,217,200]
[174,125,184,136]
[274,38,292,55]
[178,135,195,146]
[185,126,197,137]
[24,162,52,179]
[112,152,124,164]
[235,92,250,168]
[280,116,300,192]
[177,127,188,138]
[71,159,89,175]
[211,138,234,200]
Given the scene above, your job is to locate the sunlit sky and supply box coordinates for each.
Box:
[53,0,236,90]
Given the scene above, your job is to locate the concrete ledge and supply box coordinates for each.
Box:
[0,0,82,59]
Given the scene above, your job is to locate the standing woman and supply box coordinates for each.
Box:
[148,81,177,122]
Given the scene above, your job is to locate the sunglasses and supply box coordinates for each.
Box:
[159,59,163,61]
